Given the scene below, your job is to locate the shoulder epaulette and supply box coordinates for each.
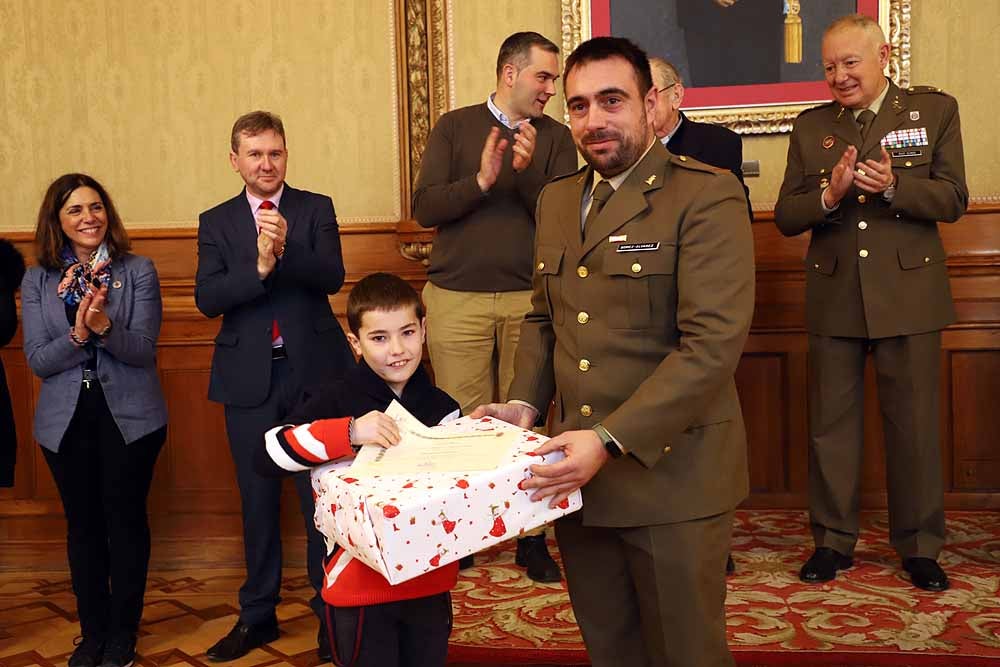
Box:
[670,154,722,175]
[906,85,949,96]
[797,100,837,118]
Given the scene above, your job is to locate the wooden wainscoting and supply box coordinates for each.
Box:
[2,207,999,570]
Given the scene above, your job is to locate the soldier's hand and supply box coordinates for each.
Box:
[469,401,537,429]
[521,430,608,508]
[855,147,895,194]
[476,127,509,193]
[511,120,537,172]
[824,145,857,208]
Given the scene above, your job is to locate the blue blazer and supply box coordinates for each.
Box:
[195,184,353,407]
[21,254,168,452]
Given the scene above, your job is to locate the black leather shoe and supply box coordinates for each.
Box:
[458,554,475,570]
[516,534,562,583]
[799,547,853,583]
[206,618,279,662]
[317,621,332,662]
[903,557,950,592]
[726,554,736,576]
[69,636,105,667]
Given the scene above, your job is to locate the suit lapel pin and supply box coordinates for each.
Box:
[645,175,656,185]
[910,110,920,121]
[822,136,835,149]
[112,280,123,289]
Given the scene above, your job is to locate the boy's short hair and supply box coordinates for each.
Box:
[347,273,425,334]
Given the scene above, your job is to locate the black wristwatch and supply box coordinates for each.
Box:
[593,423,623,458]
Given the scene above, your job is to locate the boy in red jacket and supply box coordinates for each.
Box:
[257,273,460,667]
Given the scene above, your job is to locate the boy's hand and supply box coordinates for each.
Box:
[351,410,401,448]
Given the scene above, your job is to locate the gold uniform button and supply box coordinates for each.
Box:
[857,194,867,204]
[859,249,869,258]
[631,262,642,273]
[663,446,672,454]
[577,311,590,324]
[579,359,591,372]
[905,160,913,167]
[924,257,930,263]
[537,262,545,271]
[814,263,820,269]
[580,404,593,417]
[679,155,688,162]
[858,221,868,230]
[577,266,589,278]
[820,168,827,174]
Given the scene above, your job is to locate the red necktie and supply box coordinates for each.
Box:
[258,200,281,344]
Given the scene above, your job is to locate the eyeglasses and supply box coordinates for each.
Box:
[657,83,677,93]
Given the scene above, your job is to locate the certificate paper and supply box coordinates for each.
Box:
[350,400,519,474]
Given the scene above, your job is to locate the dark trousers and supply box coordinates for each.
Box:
[42,382,165,639]
[555,511,735,667]
[224,357,325,626]
[808,332,946,559]
[326,593,452,667]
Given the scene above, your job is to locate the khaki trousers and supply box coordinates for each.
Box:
[423,282,543,538]
[807,332,946,559]
[422,282,533,414]
[555,511,735,667]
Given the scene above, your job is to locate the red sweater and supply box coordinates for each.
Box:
[266,416,459,607]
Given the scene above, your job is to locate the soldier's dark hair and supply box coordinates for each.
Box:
[347,273,425,335]
[496,31,559,79]
[563,36,653,96]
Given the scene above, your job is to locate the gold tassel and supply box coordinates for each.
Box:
[785,0,802,64]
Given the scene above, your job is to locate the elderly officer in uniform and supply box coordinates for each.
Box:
[775,14,968,592]
[475,36,754,667]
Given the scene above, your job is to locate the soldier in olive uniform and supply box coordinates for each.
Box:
[475,37,754,667]
[775,14,968,592]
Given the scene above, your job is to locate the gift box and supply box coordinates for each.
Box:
[310,415,582,585]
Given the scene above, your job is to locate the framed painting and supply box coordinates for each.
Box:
[560,0,911,134]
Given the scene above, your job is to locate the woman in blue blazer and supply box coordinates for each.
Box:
[21,174,167,667]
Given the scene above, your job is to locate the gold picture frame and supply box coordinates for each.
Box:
[560,0,911,135]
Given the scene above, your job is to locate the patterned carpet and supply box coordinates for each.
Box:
[2,511,999,667]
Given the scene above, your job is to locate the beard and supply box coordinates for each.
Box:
[576,114,650,178]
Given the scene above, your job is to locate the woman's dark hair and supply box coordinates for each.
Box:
[34,173,130,269]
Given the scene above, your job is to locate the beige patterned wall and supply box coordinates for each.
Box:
[447,1,567,120]
[1,0,400,232]
[447,0,1000,209]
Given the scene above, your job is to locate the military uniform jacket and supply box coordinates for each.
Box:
[508,141,755,528]
[774,81,968,339]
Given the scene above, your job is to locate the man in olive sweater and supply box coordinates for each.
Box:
[412,31,578,582]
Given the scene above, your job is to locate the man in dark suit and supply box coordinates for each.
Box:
[475,37,754,666]
[649,56,752,221]
[195,111,354,661]
[775,15,968,592]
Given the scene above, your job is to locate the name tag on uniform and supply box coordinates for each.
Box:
[890,149,923,158]
[616,242,660,253]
